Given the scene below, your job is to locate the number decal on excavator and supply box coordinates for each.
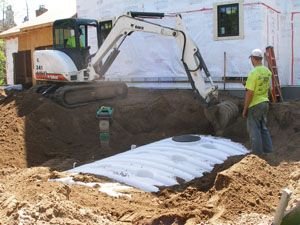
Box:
[36,65,43,71]
[35,73,67,81]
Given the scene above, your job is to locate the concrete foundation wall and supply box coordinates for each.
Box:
[281,86,300,100]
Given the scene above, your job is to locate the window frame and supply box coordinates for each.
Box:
[213,0,244,41]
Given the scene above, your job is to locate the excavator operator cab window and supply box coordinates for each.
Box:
[54,27,85,49]
[78,26,86,48]
[79,24,99,55]
[53,18,100,70]
[53,19,99,51]
[65,28,85,48]
[66,29,80,48]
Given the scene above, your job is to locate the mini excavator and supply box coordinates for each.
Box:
[33,12,238,131]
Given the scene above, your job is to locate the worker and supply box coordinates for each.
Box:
[242,48,273,155]
[66,29,84,48]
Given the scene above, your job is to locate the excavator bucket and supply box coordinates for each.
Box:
[53,81,128,108]
[204,100,239,135]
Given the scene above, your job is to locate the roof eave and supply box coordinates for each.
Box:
[20,22,53,32]
[0,30,21,39]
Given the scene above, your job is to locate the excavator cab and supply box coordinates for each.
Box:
[53,18,100,71]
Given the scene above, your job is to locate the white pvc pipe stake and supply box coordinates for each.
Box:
[272,188,293,225]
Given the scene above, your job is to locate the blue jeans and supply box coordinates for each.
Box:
[247,102,273,154]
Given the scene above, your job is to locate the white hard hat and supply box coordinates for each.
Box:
[249,49,263,58]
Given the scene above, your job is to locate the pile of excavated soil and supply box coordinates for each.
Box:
[0,88,299,224]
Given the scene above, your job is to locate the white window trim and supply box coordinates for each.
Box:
[213,0,244,41]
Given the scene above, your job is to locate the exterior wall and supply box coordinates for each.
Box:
[17,26,53,85]
[290,2,300,85]
[77,0,299,87]
[4,26,53,85]
[5,38,18,85]
[278,2,292,86]
[18,26,52,52]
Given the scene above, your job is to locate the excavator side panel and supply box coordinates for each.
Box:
[34,50,79,82]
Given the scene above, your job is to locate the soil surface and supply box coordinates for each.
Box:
[0,88,299,225]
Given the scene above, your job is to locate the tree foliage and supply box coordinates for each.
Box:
[0,0,8,85]
[0,39,5,85]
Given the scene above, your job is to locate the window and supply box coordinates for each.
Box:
[54,27,75,48]
[99,20,113,46]
[79,25,86,48]
[53,22,98,50]
[218,4,239,37]
[214,1,244,40]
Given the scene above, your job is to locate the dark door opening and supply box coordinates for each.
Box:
[13,50,32,88]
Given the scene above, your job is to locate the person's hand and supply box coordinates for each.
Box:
[242,108,248,118]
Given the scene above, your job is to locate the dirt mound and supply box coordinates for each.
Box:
[0,88,299,224]
[0,167,126,225]
[0,156,298,224]
[213,155,293,220]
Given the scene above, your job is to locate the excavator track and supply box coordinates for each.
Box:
[52,81,128,108]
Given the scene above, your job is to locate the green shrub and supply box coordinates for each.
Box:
[0,39,6,85]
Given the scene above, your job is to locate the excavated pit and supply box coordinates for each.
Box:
[0,87,299,224]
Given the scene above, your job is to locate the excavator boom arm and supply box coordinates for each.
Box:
[88,12,218,103]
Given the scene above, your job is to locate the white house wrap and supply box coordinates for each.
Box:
[76,0,300,87]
